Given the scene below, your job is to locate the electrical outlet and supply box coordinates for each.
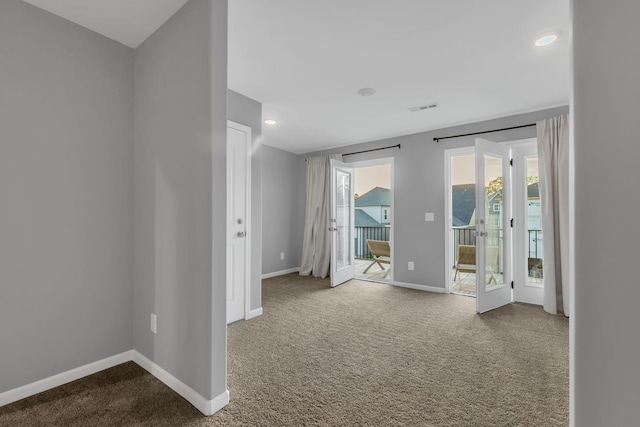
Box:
[280,252,285,260]
[408,261,414,271]
[150,313,157,334]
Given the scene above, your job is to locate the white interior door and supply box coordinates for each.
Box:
[513,143,544,305]
[330,159,355,287]
[227,122,251,324]
[475,138,512,313]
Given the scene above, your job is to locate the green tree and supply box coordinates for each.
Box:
[486,176,502,196]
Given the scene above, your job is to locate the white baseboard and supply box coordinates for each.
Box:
[391,281,447,293]
[0,350,133,407]
[206,388,230,416]
[247,307,263,319]
[0,350,229,417]
[132,351,228,416]
[261,267,300,279]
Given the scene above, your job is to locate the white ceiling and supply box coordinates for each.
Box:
[229,0,570,154]
[23,0,570,155]
[22,0,188,48]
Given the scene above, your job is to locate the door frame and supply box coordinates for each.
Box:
[444,138,538,301]
[347,157,394,284]
[226,120,252,322]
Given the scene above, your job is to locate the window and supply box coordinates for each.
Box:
[493,203,501,212]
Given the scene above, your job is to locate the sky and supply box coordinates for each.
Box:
[354,165,390,196]
[451,154,539,185]
[353,154,537,194]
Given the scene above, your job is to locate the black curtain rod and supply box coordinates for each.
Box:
[342,144,401,157]
[433,123,536,143]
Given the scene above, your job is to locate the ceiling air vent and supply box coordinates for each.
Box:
[408,102,439,113]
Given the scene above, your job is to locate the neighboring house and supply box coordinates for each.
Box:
[487,182,542,230]
[355,187,391,225]
[454,182,541,229]
[355,209,381,227]
[526,182,541,230]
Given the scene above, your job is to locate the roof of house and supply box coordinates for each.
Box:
[355,187,390,207]
[452,184,476,226]
[452,215,469,227]
[355,209,381,227]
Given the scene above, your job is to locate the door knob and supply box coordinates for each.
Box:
[237,231,246,237]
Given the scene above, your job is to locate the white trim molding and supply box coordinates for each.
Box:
[132,351,228,416]
[0,350,133,407]
[391,281,447,294]
[0,350,229,417]
[247,307,263,319]
[261,267,300,279]
[205,389,230,417]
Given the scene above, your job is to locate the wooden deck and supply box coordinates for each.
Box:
[355,258,391,283]
[353,260,543,295]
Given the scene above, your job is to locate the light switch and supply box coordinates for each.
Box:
[425,212,434,222]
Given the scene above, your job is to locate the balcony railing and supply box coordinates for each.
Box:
[528,229,543,259]
[354,226,542,264]
[355,226,390,259]
[452,227,543,264]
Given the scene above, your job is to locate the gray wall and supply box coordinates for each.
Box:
[262,145,300,274]
[133,0,228,400]
[0,0,134,393]
[295,106,568,288]
[228,90,262,310]
[573,0,640,424]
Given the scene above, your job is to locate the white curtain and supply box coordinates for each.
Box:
[537,114,570,317]
[300,154,342,278]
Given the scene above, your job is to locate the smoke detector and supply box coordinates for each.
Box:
[358,87,376,97]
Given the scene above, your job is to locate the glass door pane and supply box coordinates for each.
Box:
[336,169,351,270]
[330,159,355,287]
[526,156,544,287]
[512,143,543,305]
[475,138,511,313]
[483,155,505,289]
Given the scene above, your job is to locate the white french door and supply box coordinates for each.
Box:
[330,159,355,287]
[475,138,512,313]
[512,143,544,305]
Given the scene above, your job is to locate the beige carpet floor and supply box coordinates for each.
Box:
[0,274,569,426]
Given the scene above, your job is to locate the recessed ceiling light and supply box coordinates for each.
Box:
[358,87,376,97]
[535,31,561,47]
[264,119,277,125]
